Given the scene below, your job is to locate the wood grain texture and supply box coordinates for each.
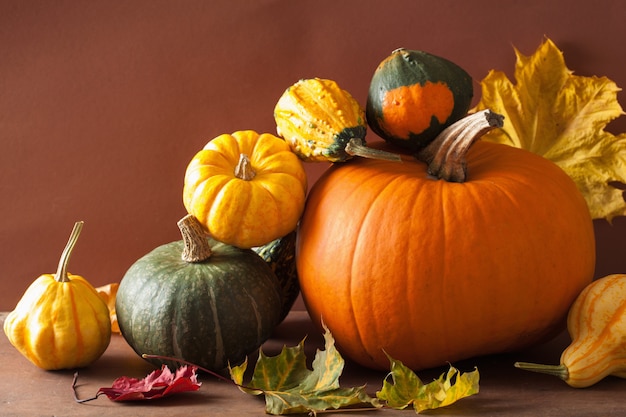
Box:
[2,311,626,416]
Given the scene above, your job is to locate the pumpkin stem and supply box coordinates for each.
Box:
[54,221,84,283]
[514,361,569,381]
[345,138,402,162]
[234,153,256,181]
[178,214,212,263]
[416,109,504,182]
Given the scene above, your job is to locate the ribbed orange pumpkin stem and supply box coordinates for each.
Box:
[178,214,212,262]
[234,153,256,181]
[417,109,504,182]
[54,221,84,283]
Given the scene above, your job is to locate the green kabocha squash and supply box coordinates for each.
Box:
[253,230,299,323]
[366,48,473,151]
[116,214,282,371]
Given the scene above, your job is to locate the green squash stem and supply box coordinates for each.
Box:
[178,214,212,263]
[514,361,570,381]
[416,109,504,182]
[344,138,402,162]
[54,221,84,283]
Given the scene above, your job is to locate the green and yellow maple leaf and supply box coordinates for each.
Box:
[377,355,479,414]
[229,323,380,415]
[474,37,626,222]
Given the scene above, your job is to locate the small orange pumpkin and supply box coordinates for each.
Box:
[297,111,595,371]
[183,130,307,249]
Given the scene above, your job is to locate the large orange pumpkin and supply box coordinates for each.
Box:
[297,110,596,371]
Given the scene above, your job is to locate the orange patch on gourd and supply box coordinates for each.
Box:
[380,81,455,139]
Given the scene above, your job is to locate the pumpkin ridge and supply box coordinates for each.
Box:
[250,149,293,173]
[207,285,225,369]
[406,168,434,334]
[241,285,266,345]
[435,181,451,353]
[185,174,229,218]
[248,185,283,243]
[227,131,250,157]
[207,180,254,242]
[168,289,187,358]
[247,132,269,160]
[205,136,241,165]
[312,164,379,362]
[189,161,231,182]
[350,172,413,361]
[468,172,524,212]
[60,284,79,367]
[197,150,234,171]
[77,281,109,364]
[249,133,288,166]
[254,175,303,218]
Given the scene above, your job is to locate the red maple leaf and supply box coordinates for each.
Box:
[74,365,201,402]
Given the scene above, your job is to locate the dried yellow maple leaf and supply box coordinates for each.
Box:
[474,37,626,222]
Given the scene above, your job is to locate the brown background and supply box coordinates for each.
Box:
[1,0,625,311]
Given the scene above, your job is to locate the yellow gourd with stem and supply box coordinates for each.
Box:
[515,274,626,387]
[3,222,111,370]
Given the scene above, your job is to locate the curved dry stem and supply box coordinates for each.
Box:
[345,138,402,162]
[417,110,504,182]
[514,361,569,381]
[54,221,84,283]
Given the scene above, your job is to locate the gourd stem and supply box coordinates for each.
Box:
[514,361,569,381]
[178,214,212,263]
[416,109,504,182]
[345,138,402,162]
[54,221,84,283]
[234,153,256,180]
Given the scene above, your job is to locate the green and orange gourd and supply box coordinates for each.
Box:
[366,48,474,151]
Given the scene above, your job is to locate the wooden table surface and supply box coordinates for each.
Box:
[2,310,626,416]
